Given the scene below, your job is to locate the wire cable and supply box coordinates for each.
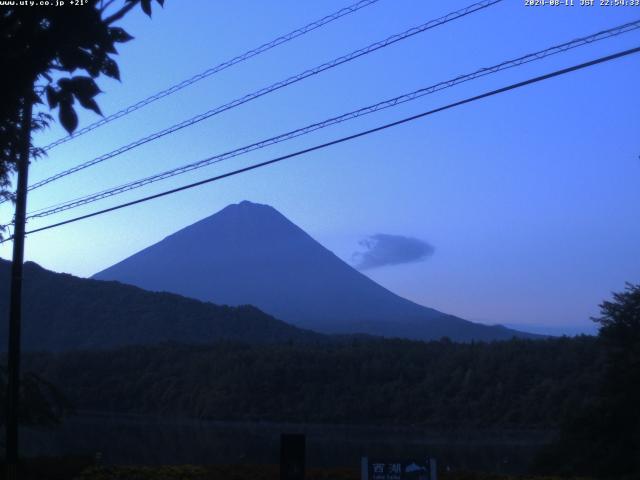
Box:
[25,19,640,220]
[40,0,381,152]
[25,0,503,193]
[2,44,636,243]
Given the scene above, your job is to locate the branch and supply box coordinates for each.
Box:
[103,0,139,25]
[100,0,118,14]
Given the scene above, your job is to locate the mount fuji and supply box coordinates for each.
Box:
[93,201,534,341]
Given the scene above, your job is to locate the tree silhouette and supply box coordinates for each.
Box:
[1,1,166,473]
[592,283,640,477]
[536,283,640,478]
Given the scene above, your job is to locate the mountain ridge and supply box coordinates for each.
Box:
[0,258,325,351]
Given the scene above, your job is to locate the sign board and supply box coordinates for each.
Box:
[280,433,305,480]
[361,457,437,480]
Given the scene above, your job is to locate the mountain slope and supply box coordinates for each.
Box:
[93,201,534,341]
[0,259,323,351]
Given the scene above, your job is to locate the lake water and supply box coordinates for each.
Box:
[21,412,553,474]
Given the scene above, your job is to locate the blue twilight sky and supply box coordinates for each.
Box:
[1,0,639,334]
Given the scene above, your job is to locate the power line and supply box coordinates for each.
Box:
[25,19,640,220]
[40,0,381,152]
[3,45,637,244]
[25,0,503,193]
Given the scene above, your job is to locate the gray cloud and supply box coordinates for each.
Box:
[352,234,435,270]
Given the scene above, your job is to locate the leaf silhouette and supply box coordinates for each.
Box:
[59,101,78,133]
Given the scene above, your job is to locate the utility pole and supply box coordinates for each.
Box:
[5,92,33,480]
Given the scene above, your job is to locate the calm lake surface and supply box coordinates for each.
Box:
[21,412,553,474]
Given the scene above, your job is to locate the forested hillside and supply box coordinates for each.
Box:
[23,336,600,428]
[0,260,323,351]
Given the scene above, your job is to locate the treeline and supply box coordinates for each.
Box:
[22,335,601,428]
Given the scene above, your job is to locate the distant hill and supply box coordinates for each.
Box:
[0,259,323,352]
[504,323,598,337]
[94,201,536,342]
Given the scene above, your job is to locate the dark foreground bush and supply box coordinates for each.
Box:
[0,456,94,480]
[72,464,593,480]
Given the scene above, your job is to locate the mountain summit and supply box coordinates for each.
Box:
[94,201,532,341]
